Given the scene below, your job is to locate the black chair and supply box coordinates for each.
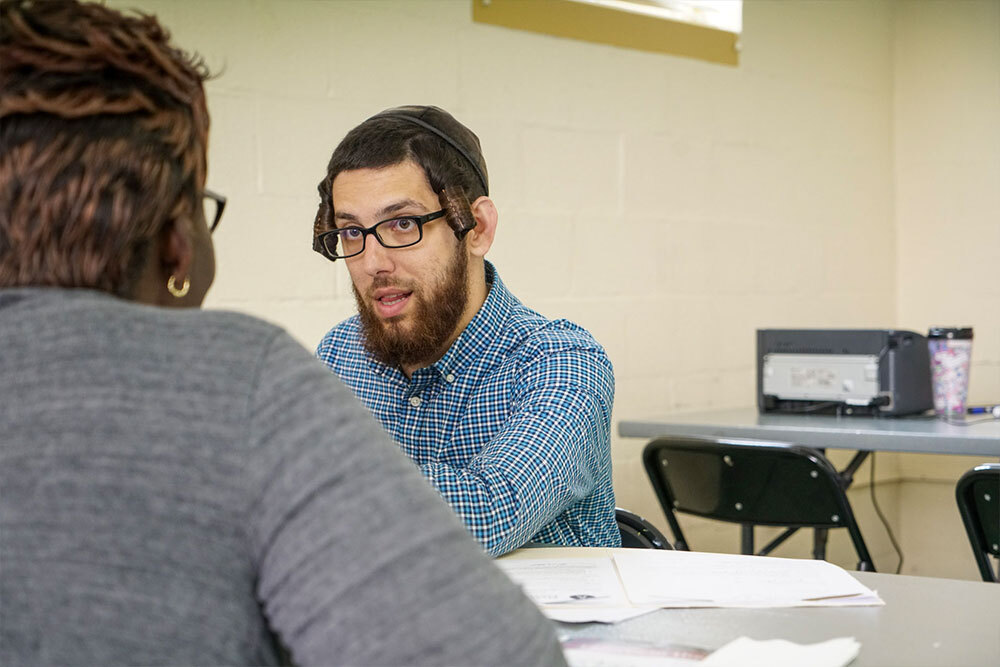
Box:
[955,463,999,583]
[643,436,875,571]
[615,507,673,549]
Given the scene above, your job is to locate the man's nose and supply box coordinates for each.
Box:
[360,236,394,275]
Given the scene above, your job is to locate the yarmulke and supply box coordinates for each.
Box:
[368,105,489,196]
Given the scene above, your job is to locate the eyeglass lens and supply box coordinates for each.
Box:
[202,190,225,233]
[203,198,217,231]
[331,218,422,257]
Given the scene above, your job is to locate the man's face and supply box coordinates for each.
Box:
[331,160,469,369]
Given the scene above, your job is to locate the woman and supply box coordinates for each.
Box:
[0,2,564,665]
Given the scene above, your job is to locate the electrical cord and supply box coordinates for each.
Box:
[868,452,904,574]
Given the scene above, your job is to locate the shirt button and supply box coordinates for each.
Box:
[445,373,456,383]
[409,396,422,407]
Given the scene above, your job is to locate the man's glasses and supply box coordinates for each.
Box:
[316,209,446,260]
[203,188,227,233]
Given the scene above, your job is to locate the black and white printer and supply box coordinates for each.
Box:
[757,329,934,417]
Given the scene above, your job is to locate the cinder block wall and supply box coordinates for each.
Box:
[890,0,1000,580]
[106,0,999,579]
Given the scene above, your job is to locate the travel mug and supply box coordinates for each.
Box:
[927,327,973,417]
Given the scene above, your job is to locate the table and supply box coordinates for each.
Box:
[560,569,999,666]
[618,408,1000,458]
[503,548,1000,667]
[618,408,1000,572]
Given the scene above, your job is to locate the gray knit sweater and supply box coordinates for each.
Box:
[0,288,564,667]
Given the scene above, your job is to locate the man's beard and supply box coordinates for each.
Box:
[353,245,469,369]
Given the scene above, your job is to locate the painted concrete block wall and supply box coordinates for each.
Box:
[102,0,995,577]
[890,0,1000,579]
[894,0,1000,429]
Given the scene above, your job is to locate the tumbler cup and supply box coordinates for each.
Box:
[927,327,973,417]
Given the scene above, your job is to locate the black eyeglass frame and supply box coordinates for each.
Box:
[315,209,446,261]
[203,188,227,233]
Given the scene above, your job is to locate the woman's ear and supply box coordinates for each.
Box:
[160,217,194,283]
[153,217,198,306]
[128,217,194,307]
[466,196,498,258]
[130,192,217,308]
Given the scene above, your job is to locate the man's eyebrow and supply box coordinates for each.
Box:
[333,198,430,226]
[333,211,360,224]
[376,198,429,219]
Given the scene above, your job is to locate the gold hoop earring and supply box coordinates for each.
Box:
[166,275,191,298]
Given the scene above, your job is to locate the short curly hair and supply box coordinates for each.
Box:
[0,0,210,296]
[313,106,489,251]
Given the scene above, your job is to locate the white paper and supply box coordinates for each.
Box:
[613,549,882,608]
[702,636,861,667]
[496,557,627,605]
[496,557,661,623]
[545,605,660,624]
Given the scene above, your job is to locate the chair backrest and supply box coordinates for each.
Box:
[615,507,672,549]
[642,435,873,567]
[955,463,1000,583]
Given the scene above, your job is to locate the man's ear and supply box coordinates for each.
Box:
[466,196,498,258]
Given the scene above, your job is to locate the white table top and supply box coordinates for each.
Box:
[503,547,1000,667]
[618,408,1000,457]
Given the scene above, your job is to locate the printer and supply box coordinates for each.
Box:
[757,329,933,416]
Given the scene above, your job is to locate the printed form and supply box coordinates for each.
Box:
[497,547,882,624]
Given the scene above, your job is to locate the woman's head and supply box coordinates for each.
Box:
[0,0,214,305]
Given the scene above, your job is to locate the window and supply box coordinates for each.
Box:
[472,0,742,66]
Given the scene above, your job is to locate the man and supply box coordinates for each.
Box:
[313,106,620,556]
[0,2,565,665]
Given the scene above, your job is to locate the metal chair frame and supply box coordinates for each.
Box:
[955,463,1000,583]
[615,507,672,549]
[643,435,875,571]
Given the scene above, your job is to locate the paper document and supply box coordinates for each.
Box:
[498,548,882,623]
[496,557,623,605]
[495,557,660,623]
[613,549,882,608]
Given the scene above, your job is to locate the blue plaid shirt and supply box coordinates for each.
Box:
[316,262,619,555]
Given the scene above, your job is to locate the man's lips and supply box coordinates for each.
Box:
[371,288,413,318]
